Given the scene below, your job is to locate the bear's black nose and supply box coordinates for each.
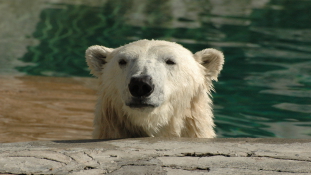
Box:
[128,75,154,98]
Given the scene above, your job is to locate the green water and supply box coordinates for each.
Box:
[15,0,311,138]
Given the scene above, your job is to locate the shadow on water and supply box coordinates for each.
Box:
[13,0,311,138]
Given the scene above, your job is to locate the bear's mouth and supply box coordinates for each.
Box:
[128,103,155,108]
[126,98,158,108]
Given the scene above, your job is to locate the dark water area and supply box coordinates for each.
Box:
[1,0,311,139]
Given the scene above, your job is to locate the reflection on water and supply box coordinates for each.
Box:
[0,0,311,142]
[0,76,96,142]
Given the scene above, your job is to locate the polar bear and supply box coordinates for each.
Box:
[86,39,224,139]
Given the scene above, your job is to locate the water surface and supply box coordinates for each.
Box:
[0,0,311,142]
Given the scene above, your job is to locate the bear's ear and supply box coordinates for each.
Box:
[194,48,224,81]
[85,45,114,77]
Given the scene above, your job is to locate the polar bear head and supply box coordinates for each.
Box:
[86,39,224,138]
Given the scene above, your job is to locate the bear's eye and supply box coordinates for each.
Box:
[118,59,127,66]
[165,59,176,65]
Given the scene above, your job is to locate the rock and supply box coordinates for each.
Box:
[0,138,310,174]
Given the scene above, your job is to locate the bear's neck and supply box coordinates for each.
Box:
[94,84,215,139]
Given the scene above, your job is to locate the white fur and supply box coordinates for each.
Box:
[86,39,224,139]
